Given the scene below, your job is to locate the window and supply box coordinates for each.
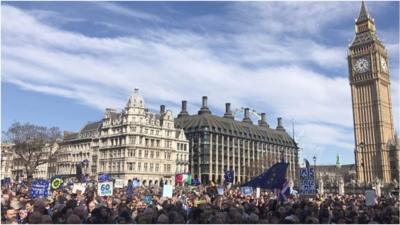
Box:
[157,140,160,147]
[150,151,154,158]
[132,162,136,171]
[155,164,159,172]
[144,150,148,158]
[129,163,133,171]
[139,150,142,157]
[150,163,154,172]
[156,151,160,158]
[144,163,148,171]
[138,163,141,171]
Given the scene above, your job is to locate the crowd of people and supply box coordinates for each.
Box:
[1,178,399,224]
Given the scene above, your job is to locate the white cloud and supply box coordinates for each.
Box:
[2,2,399,164]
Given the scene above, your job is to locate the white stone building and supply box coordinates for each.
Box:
[1,143,14,179]
[98,89,189,185]
[56,123,101,180]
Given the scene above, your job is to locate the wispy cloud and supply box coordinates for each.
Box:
[2,2,398,164]
[95,2,161,22]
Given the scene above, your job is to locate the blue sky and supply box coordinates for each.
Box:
[1,1,399,165]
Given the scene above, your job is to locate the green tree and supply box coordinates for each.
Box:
[3,122,61,179]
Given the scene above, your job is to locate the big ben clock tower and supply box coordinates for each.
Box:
[348,1,397,185]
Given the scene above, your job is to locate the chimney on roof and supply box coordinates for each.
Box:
[160,105,165,114]
[198,96,211,115]
[276,117,285,131]
[223,103,234,120]
[242,108,253,124]
[178,100,189,118]
[258,113,269,127]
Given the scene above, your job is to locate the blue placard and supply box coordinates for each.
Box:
[31,179,49,198]
[241,186,253,196]
[143,195,153,205]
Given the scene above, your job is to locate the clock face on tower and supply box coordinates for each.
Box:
[380,56,388,73]
[353,57,370,73]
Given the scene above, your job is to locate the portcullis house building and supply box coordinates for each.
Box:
[175,96,299,184]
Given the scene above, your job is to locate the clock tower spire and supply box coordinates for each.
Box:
[348,1,396,185]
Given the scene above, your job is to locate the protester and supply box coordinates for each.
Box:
[1,177,399,224]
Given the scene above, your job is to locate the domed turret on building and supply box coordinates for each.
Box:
[127,88,145,109]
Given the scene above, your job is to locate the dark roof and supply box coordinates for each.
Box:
[109,112,121,120]
[356,1,370,23]
[175,114,296,147]
[350,31,381,48]
[63,132,79,141]
[81,121,102,133]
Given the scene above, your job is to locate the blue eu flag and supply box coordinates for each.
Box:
[242,162,288,189]
[224,170,234,183]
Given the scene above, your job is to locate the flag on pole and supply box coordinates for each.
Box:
[242,162,288,189]
[183,174,192,185]
[175,174,184,184]
[275,180,291,202]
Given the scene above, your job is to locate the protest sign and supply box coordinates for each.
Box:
[143,195,153,205]
[98,182,113,196]
[217,187,224,195]
[241,186,253,196]
[114,179,125,188]
[72,183,86,194]
[256,187,261,198]
[163,184,173,198]
[50,177,63,190]
[31,179,49,198]
[299,168,316,196]
[132,179,140,188]
[365,190,376,206]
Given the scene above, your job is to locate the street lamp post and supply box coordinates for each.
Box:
[313,156,317,194]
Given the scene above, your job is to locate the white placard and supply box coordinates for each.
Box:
[365,190,376,206]
[256,188,260,198]
[114,179,125,188]
[162,184,173,198]
[72,183,86,194]
[98,182,113,196]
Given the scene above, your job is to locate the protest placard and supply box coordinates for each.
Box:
[98,181,113,196]
[256,187,261,198]
[299,168,316,196]
[163,184,173,198]
[72,183,86,194]
[365,190,376,206]
[114,178,125,188]
[31,179,49,198]
[143,195,153,205]
[217,187,224,195]
[241,186,253,196]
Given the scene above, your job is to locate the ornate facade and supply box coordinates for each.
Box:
[98,89,189,185]
[348,2,399,184]
[57,123,101,180]
[1,143,14,179]
[175,97,298,184]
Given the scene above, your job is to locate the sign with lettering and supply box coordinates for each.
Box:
[299,168,316,196]
[31,179,49,198]
[98,182,113,196]
[217,187,224,195]
[240,186,253,196]
[143,195,153,205]
[114,179,125,188]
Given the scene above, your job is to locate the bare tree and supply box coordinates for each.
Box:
[3,122,61,179]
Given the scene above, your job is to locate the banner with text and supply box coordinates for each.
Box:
[299,168,316,196]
